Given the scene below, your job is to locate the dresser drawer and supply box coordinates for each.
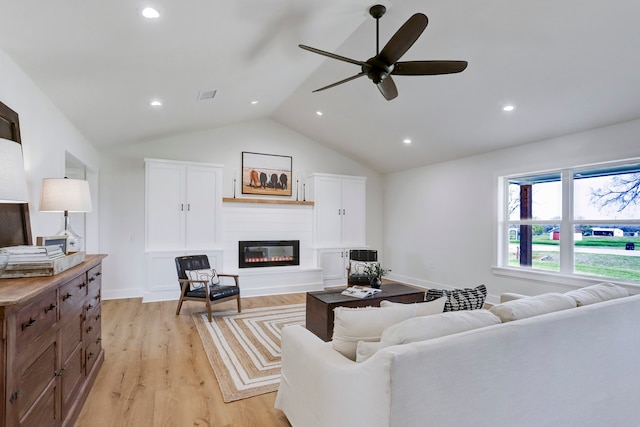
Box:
[15,291,57,354]
[59,273,87,317]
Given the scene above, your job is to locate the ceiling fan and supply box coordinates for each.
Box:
[299,4,468,101]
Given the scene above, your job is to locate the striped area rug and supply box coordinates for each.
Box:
[192,304,305,402]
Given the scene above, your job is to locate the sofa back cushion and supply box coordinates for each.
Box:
[564,282,629,306]
[489,292,576,322]
[379,296,446,316]
[356,309,501,362]
[332,304,416,360]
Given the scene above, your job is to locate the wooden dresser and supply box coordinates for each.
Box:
[0,254,106,427]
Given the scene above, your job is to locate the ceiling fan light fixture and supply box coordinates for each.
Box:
[316,111,323,116]
[502,104,516,112]
[403,138,412,144]
[150,100,162,107]
[251,100,258,105]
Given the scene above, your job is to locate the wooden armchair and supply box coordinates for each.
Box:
[175,255,241,322]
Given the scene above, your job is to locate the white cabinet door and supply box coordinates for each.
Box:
[318,248,347,284]
[310,174,366,248]
[341,178,366,247]
[313,176,343,246]
[185,166,219,249]
[146,162,185,250]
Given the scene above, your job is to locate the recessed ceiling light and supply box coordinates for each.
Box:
[502,104,516,112]
[251,100,258,105]
[150,100,162,107]
[141,7,160,19]
[403,138,412,144]
[316,111,323,116]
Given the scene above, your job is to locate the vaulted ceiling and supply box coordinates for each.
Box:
[2,0,639,173]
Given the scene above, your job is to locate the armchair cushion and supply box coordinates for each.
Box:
[185,268,220,289]
[185,284,240,300]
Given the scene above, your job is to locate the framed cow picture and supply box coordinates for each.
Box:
[241,152,292,197]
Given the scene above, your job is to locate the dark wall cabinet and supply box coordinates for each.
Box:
[0,255,106,427]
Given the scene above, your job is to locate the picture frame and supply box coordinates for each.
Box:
[241,151,293,196]
[37,235,69,255]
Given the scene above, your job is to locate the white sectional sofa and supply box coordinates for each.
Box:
[275,285,640,427]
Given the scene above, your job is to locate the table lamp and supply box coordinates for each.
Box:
[39,177,92,252]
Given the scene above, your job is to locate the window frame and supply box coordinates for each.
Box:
[495,159,640,288]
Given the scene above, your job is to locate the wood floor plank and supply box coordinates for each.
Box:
[75,294,303,427]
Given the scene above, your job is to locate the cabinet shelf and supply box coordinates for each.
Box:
[223,197,314,206]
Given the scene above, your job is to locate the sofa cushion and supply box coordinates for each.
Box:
[355,341,381,363]
[380,296,446,316]
[564,282,629,306]
[357,310,501,362]
[425,284,487,311]
[332,304,416,360]
[489,293,576,322]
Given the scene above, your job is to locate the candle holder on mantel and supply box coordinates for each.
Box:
[233,177,237,198]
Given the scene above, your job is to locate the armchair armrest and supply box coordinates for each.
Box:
[217,273,240,287]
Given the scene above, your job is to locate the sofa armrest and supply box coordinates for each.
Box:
[276,325,393,427]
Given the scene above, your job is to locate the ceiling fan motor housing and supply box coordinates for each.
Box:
[363,58,394,83]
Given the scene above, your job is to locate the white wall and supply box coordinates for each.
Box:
[99,118,384,299]
[0,48,100,251]
[384,119,640,303]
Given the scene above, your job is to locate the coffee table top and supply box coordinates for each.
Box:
[308,282,424,304]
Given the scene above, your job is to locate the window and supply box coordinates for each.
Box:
[500,160,640,283]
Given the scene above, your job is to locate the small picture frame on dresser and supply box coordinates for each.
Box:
[37,235,69,255]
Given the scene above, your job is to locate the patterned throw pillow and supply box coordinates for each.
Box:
[185,268,220,290]
[349,261,378,277]
[425,284,487,311]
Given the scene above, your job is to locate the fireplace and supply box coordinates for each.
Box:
[238,240,300,268]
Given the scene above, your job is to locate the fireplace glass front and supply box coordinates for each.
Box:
[238,240,300,268]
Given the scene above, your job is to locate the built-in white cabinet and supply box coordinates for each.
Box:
[144,158,224,301]
[308,173,366,248]
[309,173,366,285]
[145,159,223,250]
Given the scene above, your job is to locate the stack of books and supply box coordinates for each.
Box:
[4,245,66,263]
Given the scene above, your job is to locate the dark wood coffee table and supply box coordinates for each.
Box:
[305,283,425,341]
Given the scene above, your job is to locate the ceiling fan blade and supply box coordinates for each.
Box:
[312,72,366,93]
[393,60,468,75]
[378,13,428,66]
[377,75,398,101]
[299,44,366,67]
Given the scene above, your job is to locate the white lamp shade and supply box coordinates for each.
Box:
[40,178,93,212]
[0,137,30,203]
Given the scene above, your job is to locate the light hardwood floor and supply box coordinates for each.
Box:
[75,293,304,427]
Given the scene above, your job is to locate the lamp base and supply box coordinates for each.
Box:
[57,217,83,253]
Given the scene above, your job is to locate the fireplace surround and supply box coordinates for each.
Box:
[239,240,300,268]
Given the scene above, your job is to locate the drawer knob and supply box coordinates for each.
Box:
[9,389,20,404]
[44,303,56,313]
[62,292,72,301]
[87,326,93,333]
[79,282,87,288]
[87,304,93,310]
[88,277,95,283]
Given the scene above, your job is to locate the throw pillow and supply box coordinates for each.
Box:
[355,341,381,363]
[332,304,416,361]
[489,292,576,322]
[185,268,220,290]
[425,284,487,311]
[349,260,378,277]
[357,310,501,362]
[564,282,629,306]
[380,296,447,316]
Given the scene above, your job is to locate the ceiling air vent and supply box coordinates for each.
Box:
[198,90,217,101]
